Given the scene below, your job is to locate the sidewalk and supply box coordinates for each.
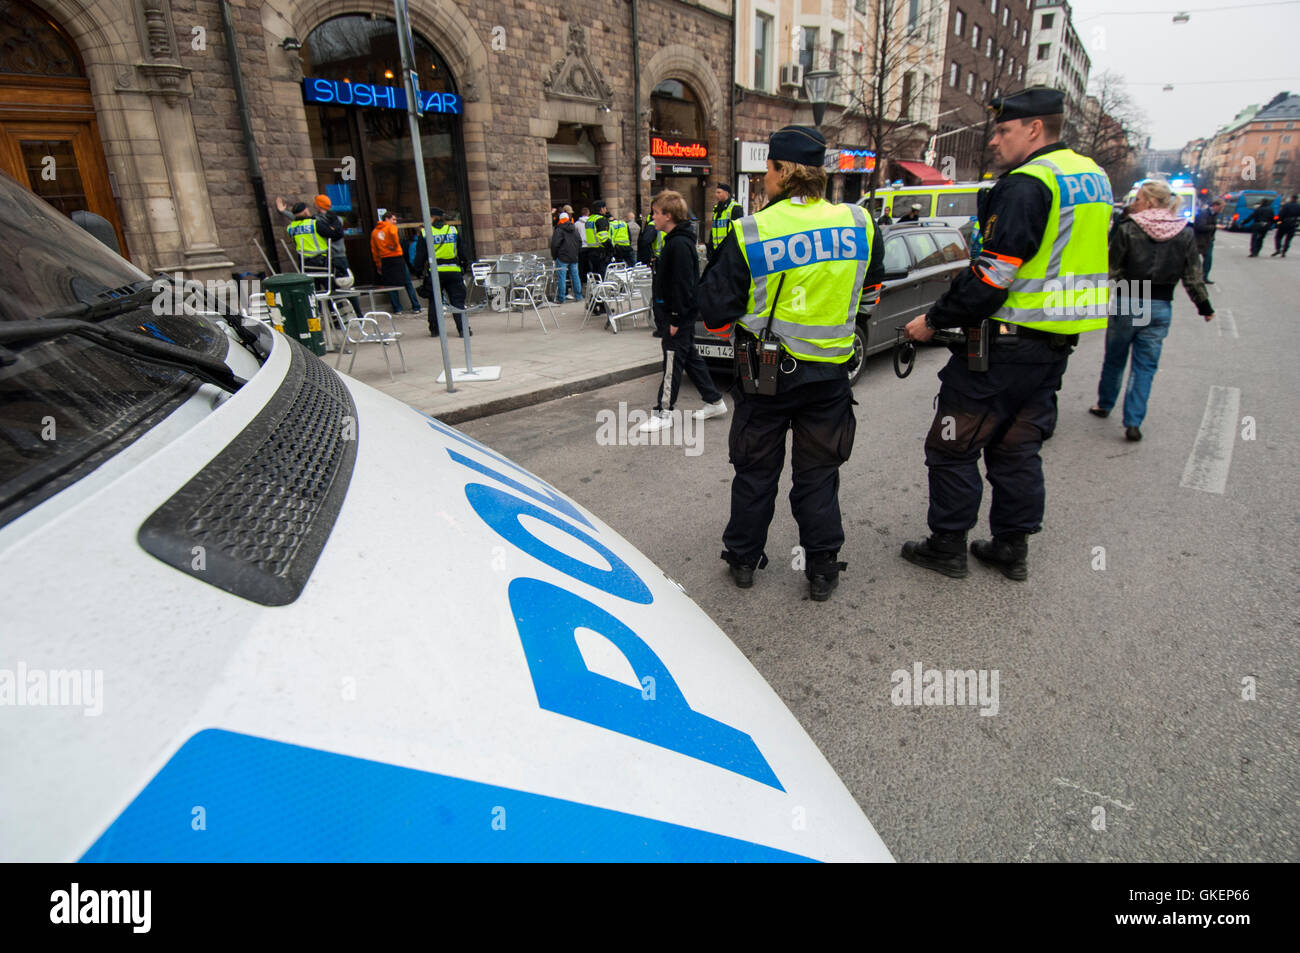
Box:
[332,298,663,424]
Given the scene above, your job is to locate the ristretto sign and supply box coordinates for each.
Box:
[650,137,708,160]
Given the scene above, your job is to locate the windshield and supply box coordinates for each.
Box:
[0,172,229,528]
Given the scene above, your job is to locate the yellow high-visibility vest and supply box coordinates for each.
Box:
[288,218,327,257]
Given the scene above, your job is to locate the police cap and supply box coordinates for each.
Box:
[768,125,826,167]
[987,86,1065,122]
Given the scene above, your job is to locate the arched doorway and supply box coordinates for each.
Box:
[649,79,710,226]
[0,0,127,254]
[300,14,470,283]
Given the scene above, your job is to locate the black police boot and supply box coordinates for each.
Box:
[806,552,847,602]
[721,550,762,589]
[970,533,1029,581]
[900,531,968,578]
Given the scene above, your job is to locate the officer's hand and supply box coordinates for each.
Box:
[905,314,935,342]
[669,325,678,336]
[275,196,287,212]
[1205,313,1215,322]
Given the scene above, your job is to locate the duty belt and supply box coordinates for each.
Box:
[993,322,1074,344]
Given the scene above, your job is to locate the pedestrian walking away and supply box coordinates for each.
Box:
[408,207,471,337]
[370,210,421,315]
[1091,180,1213,440]
[699,125,884,602]
[1193,198,1221,282]
[1246,198,1275,257]
[899,86,1111,583]
[639,190,728,436]
[1272,193,1299,257]
[550,212,582,302]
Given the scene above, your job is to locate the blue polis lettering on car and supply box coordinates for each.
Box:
[302,77,463,115]
[423,415,784,792]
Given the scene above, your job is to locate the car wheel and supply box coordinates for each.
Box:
[848,324,867,385]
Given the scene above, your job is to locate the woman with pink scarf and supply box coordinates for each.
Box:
[1090,180,1214,441]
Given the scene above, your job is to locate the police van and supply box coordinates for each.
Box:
[857,182,992,235]
[0,173,892,862]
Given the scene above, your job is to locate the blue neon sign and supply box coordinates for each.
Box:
[302,77,462,115]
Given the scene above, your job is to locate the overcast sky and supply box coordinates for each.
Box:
[1064,0,1300,149]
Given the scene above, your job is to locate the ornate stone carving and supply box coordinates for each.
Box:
[542,24,613,106]
[137,63,191,106]
[461,78,480,103]
[141,0,174,59]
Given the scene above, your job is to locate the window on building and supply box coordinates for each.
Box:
[1042,13,1054,29]
[987,37,993,57]
[855,0,866,11]
[991,0,997,12]
[908,0,920,31]
[997,48,1004,69]
[1262,136,1270,143]
[799,26,818,73]
[1284,135,1293,143]
[1279,149,1290,159]
[753,12,772,91]
[1038,43,1050,60]
[955,8,966,36]
[972,24,981,49]
[950,61,960,87]
[831,31,843,72]
[1018,64,1024,81]
[981,80,989,98]
[1003,8,1009,26]
[901,71,915,119]
[966,72,974,95]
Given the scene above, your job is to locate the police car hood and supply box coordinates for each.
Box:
[0,333,892,862]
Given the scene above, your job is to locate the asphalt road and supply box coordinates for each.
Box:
[461,230,1299,862]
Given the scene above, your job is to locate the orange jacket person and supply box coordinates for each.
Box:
[369,210,421,315]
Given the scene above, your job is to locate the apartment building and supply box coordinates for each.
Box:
[1024,0,1089,116]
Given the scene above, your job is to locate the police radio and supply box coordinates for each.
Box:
[737,273,787,396]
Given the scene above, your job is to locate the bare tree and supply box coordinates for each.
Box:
[1069,70,1146,190]
[820,0,946,210]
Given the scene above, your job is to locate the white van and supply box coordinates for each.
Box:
[0,173,892,862]
[858,182,993,232]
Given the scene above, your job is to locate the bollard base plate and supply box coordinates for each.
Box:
[437,366,502,383]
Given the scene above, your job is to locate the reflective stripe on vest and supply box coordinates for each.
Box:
[992,150,1112,334]
[425,224,460,272]
[609,220,630,246]
[711,199,739,249]
[584,219,597,244]
[288,219,328,257]
[735,198,875,363]
[592,214,610,244]
[653,229,664,255]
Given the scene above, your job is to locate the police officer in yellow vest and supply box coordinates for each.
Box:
[409,207,470,337]
[707,182,742,265]
[286,202,330,276]
[700,125,884,601]
[900,87,1111,581]
[607,213,632,265]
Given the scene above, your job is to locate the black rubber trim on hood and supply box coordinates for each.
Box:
[138,340,358,606]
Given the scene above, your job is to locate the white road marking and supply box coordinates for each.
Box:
[1218,308,1238,339]
[1053,777,1135,812]
[1180,386,1241,495]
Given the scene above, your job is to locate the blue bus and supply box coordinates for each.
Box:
[1220,190,1280,231]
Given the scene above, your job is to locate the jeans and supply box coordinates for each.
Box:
[1096,299,1172,428]
[555,261,581,301]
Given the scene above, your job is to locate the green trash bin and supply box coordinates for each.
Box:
[264,273,324,356]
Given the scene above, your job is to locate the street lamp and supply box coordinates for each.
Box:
[804,69,839,128]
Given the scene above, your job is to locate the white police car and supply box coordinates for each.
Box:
[0,173,892,862]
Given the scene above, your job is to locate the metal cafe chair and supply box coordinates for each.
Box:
[335,310,406,381]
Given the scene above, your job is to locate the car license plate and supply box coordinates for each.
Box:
[695,343,733,359]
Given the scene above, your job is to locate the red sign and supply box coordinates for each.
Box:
[651,137,708,160]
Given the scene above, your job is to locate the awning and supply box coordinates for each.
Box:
[894,160,951,185]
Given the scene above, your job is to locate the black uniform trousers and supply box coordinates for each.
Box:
[924,352,1067,538]
[427,269,467,336]
[723,377,856,564]
[654,330,722,412]
[1275,222,1296,255]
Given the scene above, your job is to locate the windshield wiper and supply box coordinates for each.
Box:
[38,280,159,322]
[0,319,246,393]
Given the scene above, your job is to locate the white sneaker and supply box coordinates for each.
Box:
[638,410,674,433]
[693,399,728,420]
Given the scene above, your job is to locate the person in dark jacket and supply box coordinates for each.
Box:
[1246,198,1275,257]
[549,213,582,302]
[1192,198,1221,282]
[1090,179,1214,441]
[1272,193,1299,257]
[639,190,727,433]
[637,211,658,266]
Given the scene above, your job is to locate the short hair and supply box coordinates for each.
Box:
[1136,180,1176,211]
[580,207,590,216]
[771,159,827,200]
[1028,113,1064,140]
[651,190,689,223]
[383,211,397,221]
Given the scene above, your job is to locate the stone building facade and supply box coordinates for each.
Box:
[1,0,734,284]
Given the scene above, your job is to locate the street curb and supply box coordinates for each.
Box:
[436,361,662,425]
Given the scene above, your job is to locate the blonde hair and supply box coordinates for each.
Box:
[1136,180,1176,212]
[651,190,688,223]
[772,160,828,199]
